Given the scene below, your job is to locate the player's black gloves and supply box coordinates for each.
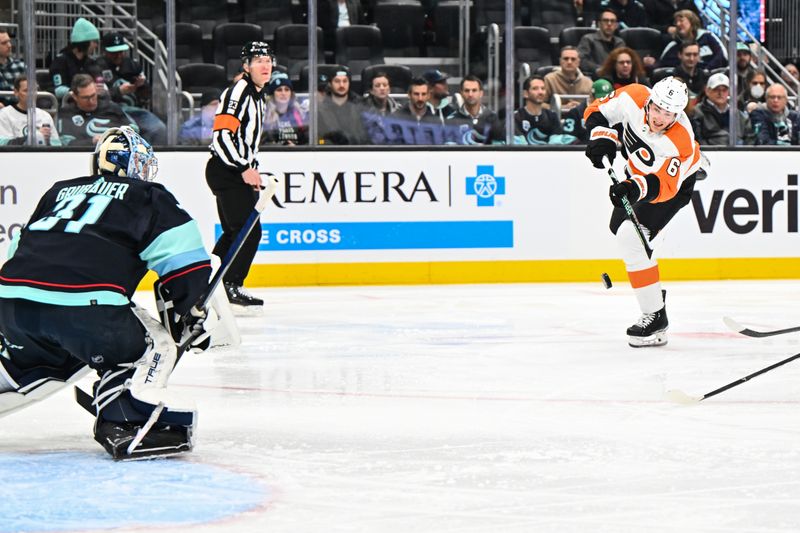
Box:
[609,179,642,208]
[585,127,618,169]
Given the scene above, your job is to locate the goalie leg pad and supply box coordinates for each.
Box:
[92,306,197,459]
[0,356,90,419]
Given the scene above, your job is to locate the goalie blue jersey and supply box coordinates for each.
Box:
[0,174,211,315]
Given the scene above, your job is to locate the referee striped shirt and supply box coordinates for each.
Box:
[210,74,265,172]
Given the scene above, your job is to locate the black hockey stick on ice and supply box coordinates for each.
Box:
[722,316,800,338]
[602,157,653,259]
[665,351,800,404]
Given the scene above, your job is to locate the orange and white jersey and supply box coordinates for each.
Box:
[584,84,702,203]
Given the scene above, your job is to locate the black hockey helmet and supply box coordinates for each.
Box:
[241,41,273,64]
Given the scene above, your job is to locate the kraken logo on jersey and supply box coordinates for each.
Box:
[623,125,656,167]
[92,126,159,182]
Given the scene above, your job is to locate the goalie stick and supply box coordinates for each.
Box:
[602,157,654,259]
[722,316,800,338]
[665,351,800,404]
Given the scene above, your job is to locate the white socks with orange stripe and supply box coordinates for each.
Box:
[616,220,664,313]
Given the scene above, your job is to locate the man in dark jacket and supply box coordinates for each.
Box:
[750,83,800,145]
[690,73,754,145]
[49,17,100,100]
[577,9,626,76]
[318,68,369,145]
[95,32,166,144]
[57,73,137,146]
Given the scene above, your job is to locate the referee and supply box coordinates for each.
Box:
[206,41,272,309]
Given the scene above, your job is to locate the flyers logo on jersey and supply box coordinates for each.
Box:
[623,126,655,167]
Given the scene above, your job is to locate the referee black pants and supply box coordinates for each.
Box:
[205,156,261,286]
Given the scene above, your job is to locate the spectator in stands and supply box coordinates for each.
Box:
[658,10,727,71]
[600,0,648,30]
[388,78,444,145]
[179,88,220,146]
[96,32,166,145]
[363,72,401,116]
[422,69,457,120]
[318,0,365,53]
[597,47,650,89]
[0,75,61,146]
[544,46,594,111]
[446,75,500,145]
[577,9,625,76]
[50,17,100,100]
[739,70,767,113]
[690,73,754,145]
[642,0,699,36]
[513,75,576,145]
[562,78,615,142]
[262,74,308,146]
[780,62,799,92]
[735,43,756,97]
[750,83,799,145]
[56,73,137,146]
[317,68,369,145]
[669,41,708,106]
[0,27,25,107]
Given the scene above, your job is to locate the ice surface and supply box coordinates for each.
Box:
[3,280,800,532]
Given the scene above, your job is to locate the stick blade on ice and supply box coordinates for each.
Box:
[664,389,702,405]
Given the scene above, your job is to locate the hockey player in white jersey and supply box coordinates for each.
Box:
[583,77,704,347]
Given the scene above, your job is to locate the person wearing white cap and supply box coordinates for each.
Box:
[689,72,754,145]
[49,17,100,100]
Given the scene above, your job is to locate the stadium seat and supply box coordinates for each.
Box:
[335,25,384,93]
[474,0,521,30]
[274,24,325,80]
[530,0,578,37]
[240,0,292,42]
[619,27,664,61]
[212,23,265,81]
[361,64,413,94]
[177,62,228,97]
[514,26,553,72]
[559,26,595,49]
[650,66,674,84]
[428,1,462,57]
[178,0,228,41]
[373,2,424,56]
[155,23,204,67]
[298,64,350,93]
[535,64,558,76]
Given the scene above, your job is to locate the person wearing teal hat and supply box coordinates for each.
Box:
[49,17,100,99]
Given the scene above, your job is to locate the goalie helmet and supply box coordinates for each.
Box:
[648,76,689,114]
[92,126,158,181]
[241,41,273,64]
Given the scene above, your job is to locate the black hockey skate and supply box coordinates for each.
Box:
[224,282,263,308]
[95,420,193,461]
[627,303,668,348]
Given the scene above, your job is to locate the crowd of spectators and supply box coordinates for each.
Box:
[2,0,800,148]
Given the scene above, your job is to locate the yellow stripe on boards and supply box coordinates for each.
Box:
[136,258,800,290]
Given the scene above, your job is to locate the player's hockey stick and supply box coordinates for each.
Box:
[176,184,272,356]
[665,351,800,404]
[722,316,800,338]
[602,157,654,259]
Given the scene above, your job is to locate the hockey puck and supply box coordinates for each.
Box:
[601,272,612,289]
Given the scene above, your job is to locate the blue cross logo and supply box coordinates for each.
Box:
[466,165,505,206]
